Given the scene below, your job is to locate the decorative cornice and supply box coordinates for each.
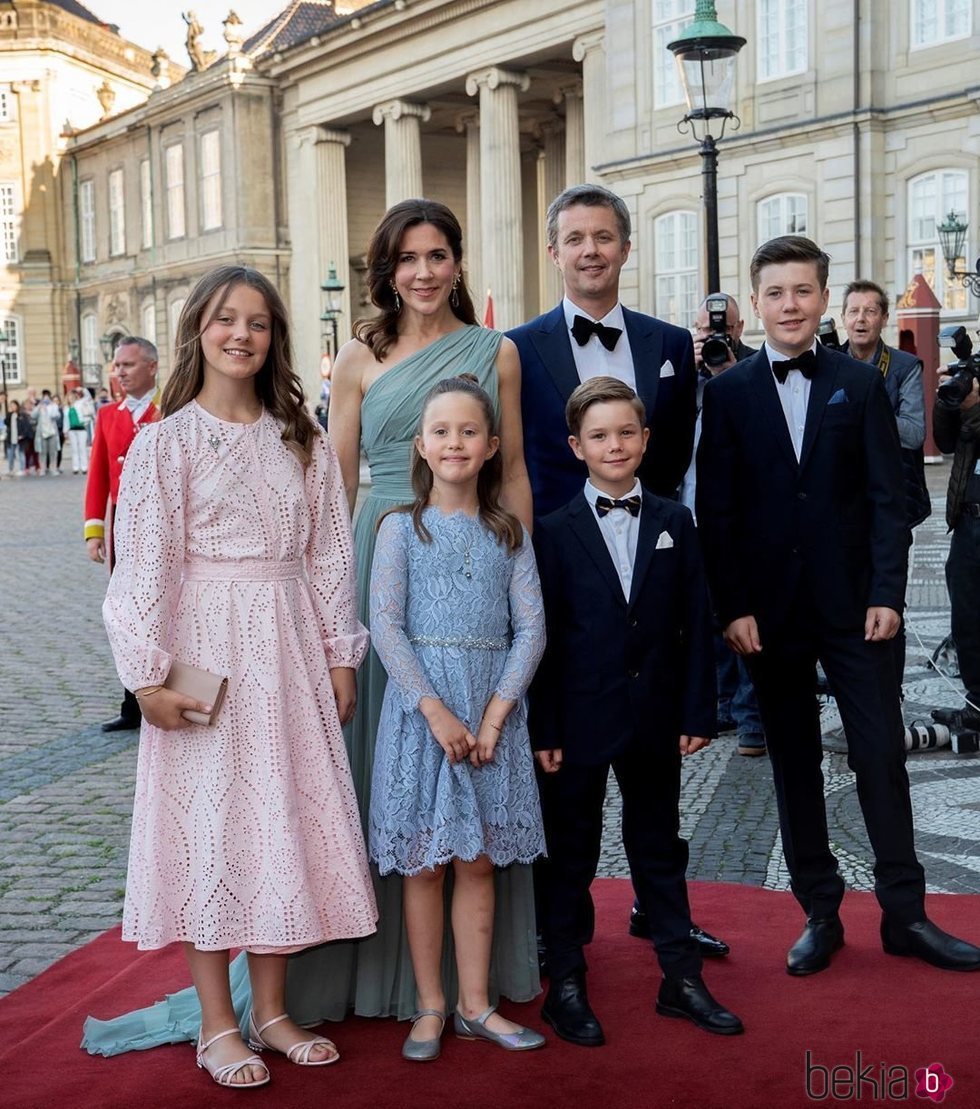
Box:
[371,99,431,125]
[572,30,605,63]
[465,66,530,98]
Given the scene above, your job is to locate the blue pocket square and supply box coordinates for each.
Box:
[828,388,848,405]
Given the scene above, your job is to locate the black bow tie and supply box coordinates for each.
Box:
[571,314,623,352]
[771,350,817,384]
[595,494,641,518]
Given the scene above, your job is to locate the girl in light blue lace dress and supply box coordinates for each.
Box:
[369,375,547,1060]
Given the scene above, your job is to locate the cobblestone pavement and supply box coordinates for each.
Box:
[1,462,977,999]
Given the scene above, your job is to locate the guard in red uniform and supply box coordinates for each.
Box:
[84,337,161,731]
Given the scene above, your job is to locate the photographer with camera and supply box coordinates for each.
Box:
[681,294,764,758]
[933,324,980,733]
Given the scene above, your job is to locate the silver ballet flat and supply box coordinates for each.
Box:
[453,1005,546,1051]
[402,1009,446,1062]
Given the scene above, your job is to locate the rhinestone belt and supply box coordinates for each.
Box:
[408,634,509,651]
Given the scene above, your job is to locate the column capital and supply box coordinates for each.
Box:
[572,30,605,62]
[554,79,583,107]
[465,67,530,98]
[534,116,565,141]
[372,99,432,126]
[315,126,351,147]
[454,109,480,134]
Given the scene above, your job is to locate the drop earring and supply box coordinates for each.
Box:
[390,282,401,312]
[450,272,460,310]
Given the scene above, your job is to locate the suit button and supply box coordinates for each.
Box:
[797,491,807,500]
[792,547,800,555]
[116,456,125,464]
[628,668,639,678]
[630,618,638,628]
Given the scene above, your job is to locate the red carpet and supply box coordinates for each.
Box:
[1,879,977,1108]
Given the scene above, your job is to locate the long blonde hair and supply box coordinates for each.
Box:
[161,265,318,466]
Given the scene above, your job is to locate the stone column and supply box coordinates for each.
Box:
[465,66,529,332]
[286,127,323,400]
[314,127,352,353]
[556,79,585,185]
[573,31,606,182]
[536,117,565,306]
[455,110,483,313]
[372,99,431,207]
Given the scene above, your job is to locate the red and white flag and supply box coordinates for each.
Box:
[482,289,495,329]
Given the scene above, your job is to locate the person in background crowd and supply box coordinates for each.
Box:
[34,389,62,475]
[66,388,92,474]
[21,397,39,473]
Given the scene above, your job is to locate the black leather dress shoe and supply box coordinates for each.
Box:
[101,715,141,733]
[881,917,980,971]
[786,915,844,976]
[541,972,605,1046]
[629,907,730,957]
[655,975,743,1035]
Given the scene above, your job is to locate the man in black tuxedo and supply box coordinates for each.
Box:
[696,235,980,975]
[508,183,728,960]
[531,377,742,1045]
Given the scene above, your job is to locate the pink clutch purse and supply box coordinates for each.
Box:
[164,660,228,726]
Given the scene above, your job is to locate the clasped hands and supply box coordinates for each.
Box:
[420,696,507,767]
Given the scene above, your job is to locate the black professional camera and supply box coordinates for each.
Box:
[817,317,842,350]
[700,295,735,370]
[936,325,980,410]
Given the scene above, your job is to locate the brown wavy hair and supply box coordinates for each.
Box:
[353,199,478,362]
[161,265,318,466]
[382,375,523,553]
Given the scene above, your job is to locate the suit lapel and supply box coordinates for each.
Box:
[627,491,664,609]
[567,494,627,608]
[622,307,663,426]
[529,305,580,405]
[799,345,839,471]
[746,350,799,472]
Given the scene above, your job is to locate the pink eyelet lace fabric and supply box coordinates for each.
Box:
[103,401,377,952]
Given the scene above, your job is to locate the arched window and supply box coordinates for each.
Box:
[907,170,969,311]
[141,300,156,345]
[654,210,699,324]
[757,193,808,243]
[81,311,99,388]
[0,313,23,385]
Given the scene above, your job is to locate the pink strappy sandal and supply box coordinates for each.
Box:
[248,1012,339,1066]
[196,1026,270,1089]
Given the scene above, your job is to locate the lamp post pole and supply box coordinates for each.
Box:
[668,0,745,299]
[320,262,346,359]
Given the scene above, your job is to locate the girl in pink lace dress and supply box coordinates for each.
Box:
[102,266,377,1090]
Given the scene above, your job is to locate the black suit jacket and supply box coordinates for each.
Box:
[508,305,697,516]
[529,490,715,765]
[696,344,908,639]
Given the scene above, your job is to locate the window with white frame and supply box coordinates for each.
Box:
[81,311,99,379]
[908,170,970,312]
[654,211,699,324]
[0,183,18,264]
[108,168,125,256]
[652,1,694,110]
[0,315,22,384]
[200,130,222,230]
[79,179,96,263]
[911,0,971,48]
[757,193,808,242]
[139,159,153,249]
[141,300,156,344]
[758,0,807,81]
[169,296,186,344]
[165,144,185,239]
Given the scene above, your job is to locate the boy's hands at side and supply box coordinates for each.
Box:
[680,735,711,756]
[136,687,212,731]
[535,749,563,773]
[864,606,900,642]
[724,615,761,655]
[420,697,477,764]
[330,666,357,725]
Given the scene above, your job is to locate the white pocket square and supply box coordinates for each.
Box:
[659,360,675,378]
[655,530,674,550]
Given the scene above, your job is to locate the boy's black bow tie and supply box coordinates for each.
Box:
[595,494,641,518]
[571,314,622,352]
[771,350,817,384]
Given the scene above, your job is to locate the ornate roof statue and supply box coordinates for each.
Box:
[182,10,217,71]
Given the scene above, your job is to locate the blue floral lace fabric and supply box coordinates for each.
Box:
[368,509,546,875]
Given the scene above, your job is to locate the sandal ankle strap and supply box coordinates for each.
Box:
[197,1026,240,1055]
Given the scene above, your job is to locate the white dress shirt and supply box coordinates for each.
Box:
[584,478,641,600]
[563,297,636,391]
[766,340,816,461]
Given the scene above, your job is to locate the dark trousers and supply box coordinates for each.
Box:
[746,599,925,924]
[946,515,980,704]
[539,739,700,982]
[109,506,142,726]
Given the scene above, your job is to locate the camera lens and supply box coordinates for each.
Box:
[701,335,731,369]
[936,370,973,410]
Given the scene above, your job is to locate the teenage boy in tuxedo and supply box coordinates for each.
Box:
[696,235,980,976]
[530,376,743,1047]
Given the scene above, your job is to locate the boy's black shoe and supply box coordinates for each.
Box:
[101,714,141,732]
[541,972,605,1046]
[629,906,730,956]
[655,975,744,1035]
[881,917,980,971]
[786,915,844,976]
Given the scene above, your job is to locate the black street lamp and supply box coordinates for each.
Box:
[319,263,346,358]
[99,332,116,363]
[937,211,980,297]
[668,0,746,297]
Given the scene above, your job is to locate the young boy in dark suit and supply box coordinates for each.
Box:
[696,234,980,976]
[530,376,742,1047]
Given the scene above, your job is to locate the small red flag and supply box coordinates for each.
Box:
[482,289,494,329]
